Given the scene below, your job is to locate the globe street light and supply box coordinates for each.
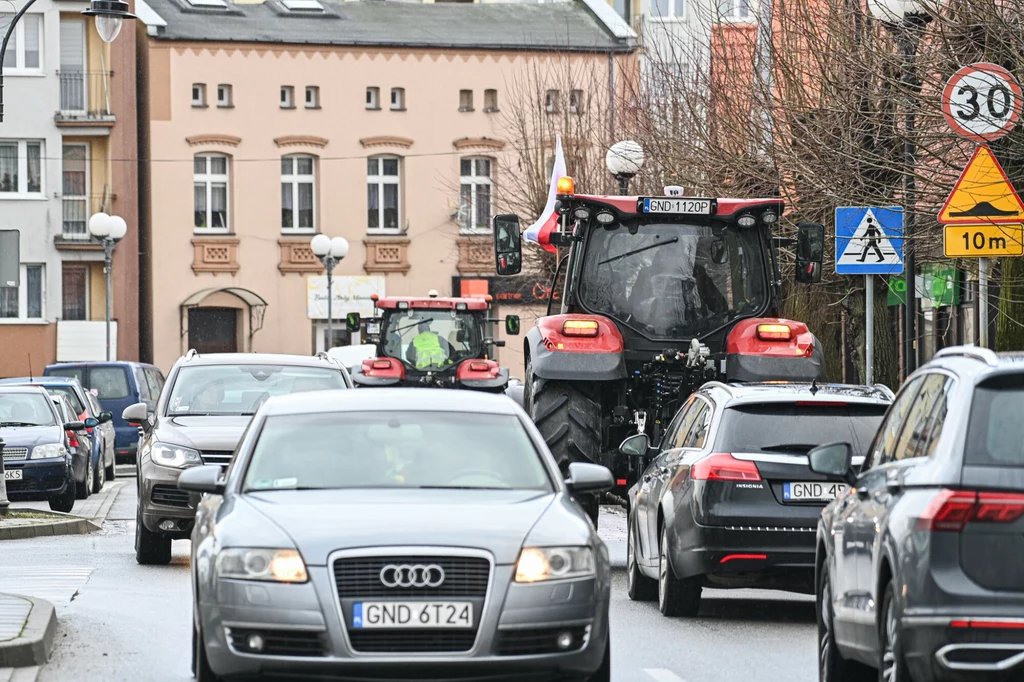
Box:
[89,212,127,361]
[310,234,350,351]
[606,140,645,195]
[867,0,930,375]
[0,0,135,122]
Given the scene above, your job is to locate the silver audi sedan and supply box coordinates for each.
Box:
[180,388,613,682]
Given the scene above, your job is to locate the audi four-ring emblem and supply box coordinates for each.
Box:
[379,564,446,588]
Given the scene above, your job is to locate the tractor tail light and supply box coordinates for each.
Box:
[469,361,490,371]
[562,319,599,337]
[756,324,792,341]
[372,359,393,370]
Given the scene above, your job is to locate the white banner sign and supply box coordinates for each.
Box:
[307,276,385,320]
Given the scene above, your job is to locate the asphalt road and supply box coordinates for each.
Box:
[0,480,816,682]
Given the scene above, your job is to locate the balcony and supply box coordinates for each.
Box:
[55,190,113,250]
[55,71,116,128]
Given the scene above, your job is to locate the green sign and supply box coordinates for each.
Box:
[886,265,960,308]
[887,276,907,307]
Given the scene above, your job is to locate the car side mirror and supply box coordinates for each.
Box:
[619,433,650,457]
[177,465,225,495]
[808,442,855,484]
[564,462,614,494]
[65,421,86,431]
[346,312,361,334]
[122,402,149,426]
[796,222,824,284]
[505,315,521,336]
[494,214,523,276]
[99,411,113,423]
[83,417,99,429]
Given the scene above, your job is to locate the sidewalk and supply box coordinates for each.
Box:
[0,593,56,681]
[11,479,127,527]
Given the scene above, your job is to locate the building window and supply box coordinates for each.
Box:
[651,0,683,18]
[614,0,632,20]
[62,144,89,237]
[192,83,207,107]
[717,0,751,20]
[217,84,232,107]
[544,90,560,113]
[459,89,473,112]
[366,87,380,110]
[367,156,400,232]
[483,89,498,112]
[390,87,405,111]
[61,264,88,321]
[281,155,315,232]
[305,86,320,109]
[0,13,42,72]
[194,154,229,232]
[569,89,585,114]
[0,140,43,196]
[281,85,295,109]
[459,158,492,232]
[0,264,44,320]
[282,0,324,10]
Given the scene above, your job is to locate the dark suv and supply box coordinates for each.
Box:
[124,351,351,565]
[811,346,1024,682]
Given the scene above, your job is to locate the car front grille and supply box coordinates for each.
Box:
[2,448,28,462]
[333,556,490,599]
[151,484,191,508]
[346,630,478,654]
[200,450,233,467]
[497,626,589,656]
[227,628,326,657]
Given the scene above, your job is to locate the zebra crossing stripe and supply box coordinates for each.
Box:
[0,566,94,604]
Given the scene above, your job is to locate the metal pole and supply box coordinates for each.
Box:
[753,0,775,158]
[616,174,631,195]
[104,238,114,361]
[865,275,874,385]
[326,257,333,352]
[979,257,989,349]
[0,438,9,517]
[0,0,41,123]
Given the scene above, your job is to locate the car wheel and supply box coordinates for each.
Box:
[818,569,873,682]
[586,638,610,682]
[658,525,700,617]
[49,472,76,513]
[135,504,172,565]
[193,621,220,682]
[626,516,657,602]
[76,461,92,500]
[105,452,116,481]
[92,456,105,495]
[879,580,909,682]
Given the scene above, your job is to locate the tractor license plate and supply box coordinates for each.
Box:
[642,198,712,215]
[783,481,846,502]
[366,323,381,334]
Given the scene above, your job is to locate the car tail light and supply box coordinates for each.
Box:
[691,454,762,482]
[917,489,1024,531]
[756,324,792,341]
[66,430,79,448]
[562,319,599,337]
[469,361,490,372]
[372,359,393,370]
[951,619,1024,630]
[720,554,767,564]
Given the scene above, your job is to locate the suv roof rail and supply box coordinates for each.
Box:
[185,349,200,361]
[702,381,735,397]
[872,383,896,400]
[934,345,998,367]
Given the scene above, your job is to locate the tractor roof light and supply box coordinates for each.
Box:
[573,207,591,220]
[557,177,575,195]
[756,324,793,341]
[762,211,778,225]
[737,214,757,228]
[562,319,599,337]
[456,302,468,310]
[370,293,379,302]
[596,211,615,225]
[397,301,409,310]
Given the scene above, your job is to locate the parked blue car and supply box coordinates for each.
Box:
[43,362,166,463]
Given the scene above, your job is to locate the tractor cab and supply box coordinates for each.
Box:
[345,291,521,392]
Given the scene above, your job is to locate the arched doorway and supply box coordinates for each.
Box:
[179,288,267,355]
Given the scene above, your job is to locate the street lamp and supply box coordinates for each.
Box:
[89,212,127,362]
[867,0,931,376]
[310,234,349,351]
[0,0,135,122]
[606,140,645,195]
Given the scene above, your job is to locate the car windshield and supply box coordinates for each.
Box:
[381,310,482,370]
[966,374,1024,467]
[714,403,888,457]
[578,221,768,340]
[242,411,551,492]
[166,364,347,416]
[0,393,57,427]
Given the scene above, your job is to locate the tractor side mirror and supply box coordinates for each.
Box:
[493,215,523,276]
[505,315,521,336]
[796,223,824,284]
[457,329,466,343]
[711,240,728,265]
[345,312,361,333]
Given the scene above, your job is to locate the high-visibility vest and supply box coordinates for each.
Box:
[412,332,448,369]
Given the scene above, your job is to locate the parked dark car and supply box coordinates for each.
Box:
[50,394,95,499]
[621,381,892,617]
[813,346,1024,682]
[44,361,166,464]
[0,377,116,491]
[0,385,95,512]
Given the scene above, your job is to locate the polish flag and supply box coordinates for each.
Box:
[523,135,567,255]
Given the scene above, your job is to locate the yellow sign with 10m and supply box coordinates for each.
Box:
[943,224,1024,257]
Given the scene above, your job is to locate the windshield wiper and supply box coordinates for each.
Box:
[599,237,679,265]
[0,421,43,427]
[417,485,512,490]
[760,443,818,453]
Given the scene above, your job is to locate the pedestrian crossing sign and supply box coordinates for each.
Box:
[835,206,904,275]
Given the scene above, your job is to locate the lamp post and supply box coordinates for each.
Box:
[89,212,127,361]
[867,0,930,377]
[0,0,135,122]
[0,438,9,518]
[310,234,350,351]
[606,140,645,195]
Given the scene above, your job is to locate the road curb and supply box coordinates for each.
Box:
[0,515,99,541]
[0,595,56,668]
[88,481,124,525]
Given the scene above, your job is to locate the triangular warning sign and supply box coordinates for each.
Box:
[837,209,902,267]
[939,145,1024,225]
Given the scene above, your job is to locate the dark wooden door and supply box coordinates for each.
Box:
[188,307,238,354]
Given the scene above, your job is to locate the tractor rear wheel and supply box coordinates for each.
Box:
[528,365,603,528]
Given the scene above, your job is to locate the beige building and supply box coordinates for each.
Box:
[134,0,636,375]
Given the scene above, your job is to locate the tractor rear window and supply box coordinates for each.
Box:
[714,403,888,457]
[966,374,1024,467]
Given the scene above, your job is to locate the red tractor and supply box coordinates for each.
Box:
[493,177,826,525]
[346,292,520,392]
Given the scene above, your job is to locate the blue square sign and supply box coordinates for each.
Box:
[835,207,904,275]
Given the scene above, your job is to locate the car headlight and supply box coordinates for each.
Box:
[30,443,67,460]
[515,546,595,583]
[151,442,202,469]
[215,548,308,583]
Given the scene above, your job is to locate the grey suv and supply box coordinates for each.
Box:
[124,351,351,565]
[811,346,1024,682]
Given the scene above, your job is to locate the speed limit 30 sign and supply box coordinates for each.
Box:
[942,63,1023,142]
